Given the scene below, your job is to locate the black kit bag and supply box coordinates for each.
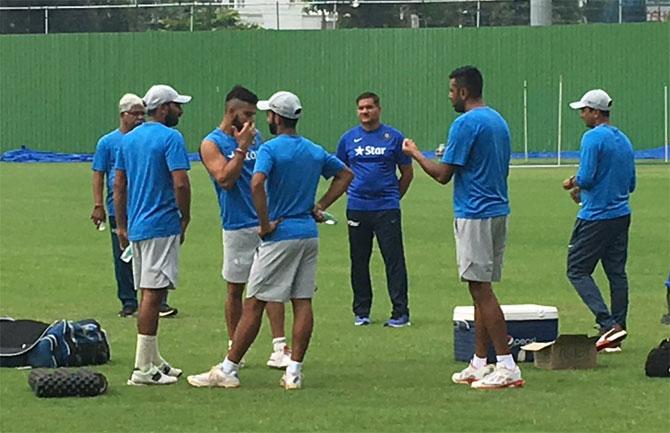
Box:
[645,338,670,377]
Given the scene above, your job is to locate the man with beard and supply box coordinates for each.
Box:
[209,91,353,390]
[187,86,289,389]
[336,92,413,328]
[91,93,175,318]
[115,84,192,385]
[403,66,524,390]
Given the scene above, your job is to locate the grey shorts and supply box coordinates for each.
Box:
[131,234,180,291]
[453,216,507,282]
[246,238,319,303]
[222,227,261,283]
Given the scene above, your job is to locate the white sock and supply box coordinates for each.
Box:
[496,354,516,370]
[286,359,302,376]
[272,337,287,353]
[134,334,156,372]
[221,357,239,375]
[471,355,488,369]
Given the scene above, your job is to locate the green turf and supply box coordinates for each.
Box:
[0,163,668,433]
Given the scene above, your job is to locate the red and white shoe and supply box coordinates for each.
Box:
[451,363,495,385]
[471,365,525,390]
[596,328,627,352]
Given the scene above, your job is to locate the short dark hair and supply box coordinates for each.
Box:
[225,85,258,106]
[601,110,610,118]
[356,92,380,106]
[449,66,483,98]
[275,113,299,129]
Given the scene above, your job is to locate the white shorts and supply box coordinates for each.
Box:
[222,227,261,284]
[453,216,507,283]
[131,234,180,291]
[246,238,319,303]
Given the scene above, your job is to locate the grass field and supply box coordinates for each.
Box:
[0,162,668,433]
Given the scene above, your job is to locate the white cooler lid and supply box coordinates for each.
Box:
[453,304,558,321]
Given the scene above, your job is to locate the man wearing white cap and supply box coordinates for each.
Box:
[212,91,353,390]
[563,89,636,353]
[91,93,175,318]
[114,84,192,385]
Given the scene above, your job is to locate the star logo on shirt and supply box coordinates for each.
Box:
[354,146,364,156]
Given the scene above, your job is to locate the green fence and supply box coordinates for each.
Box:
[1,23,668,154]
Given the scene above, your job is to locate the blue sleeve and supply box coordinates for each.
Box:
[253,145,273,175]
[114,144,126,172]
[442,118,475,166]
[322,151,346,179]
[336,135,348,166]
[395,131,412,166]
[166,132,191,172]
[575,133,599,190]
[92,137,108,172]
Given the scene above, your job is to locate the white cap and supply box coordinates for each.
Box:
[118,93,144,113]
[257,91,302,119]
[143,84,192,111]
[569,89,612,112]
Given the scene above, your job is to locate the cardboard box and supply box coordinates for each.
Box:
[521,334,598,369]
[453,304,559,363]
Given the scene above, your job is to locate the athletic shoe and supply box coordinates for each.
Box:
[470,365,525,390]
[159,304,178,318]
[602,346,622,354]
[661,314,670,325]
[267,347,291,369]
[280,372,302,390]
[451,363,495,385]
[187,366,240,388]
[384,315,411,328]
[127,366,178,386]
[118,305,137,318]
[354,316,371,326]
[596,327,627,351]
[157,360,182,377]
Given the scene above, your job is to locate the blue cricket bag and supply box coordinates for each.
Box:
[0,318,111,368]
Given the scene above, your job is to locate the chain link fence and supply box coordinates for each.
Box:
[1,0,667,33]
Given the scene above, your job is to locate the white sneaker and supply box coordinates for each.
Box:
[451,363,495,385]
[267,348,291,369]
[602,346,622,354]
[127,366,178,386]
[471,365,525,390]
[187,366,240,388]
[280,372,302,390]
[157,360,182,377]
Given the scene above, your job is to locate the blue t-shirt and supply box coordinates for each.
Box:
[441,107,511,219]
[203,128,262,230]
[115,122,191,241]
[575,124,635,221]
[91,128,124,216]
[336,124,411,211]
[253,134,346,242]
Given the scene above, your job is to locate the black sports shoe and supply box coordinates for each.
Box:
[159,304,178,318]
[118,305,137,317]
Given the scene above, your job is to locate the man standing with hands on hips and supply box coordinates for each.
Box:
[403,66,524,390]
[115,84,192,385]
[562,89,635,353]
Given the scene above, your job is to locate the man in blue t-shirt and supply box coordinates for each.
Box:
[563,89,636,352]
[187,86,289,389]
[115,84,192,386]
[336,92,414,328]
[91,93,174,318]
[403,66,524,390]
[214,91,353,390]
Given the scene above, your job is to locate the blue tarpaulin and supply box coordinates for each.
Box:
[1,145,668,163]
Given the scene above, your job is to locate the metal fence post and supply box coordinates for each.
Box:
[44,8,49,34]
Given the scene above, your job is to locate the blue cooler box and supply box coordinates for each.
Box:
[453,304,558,363]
